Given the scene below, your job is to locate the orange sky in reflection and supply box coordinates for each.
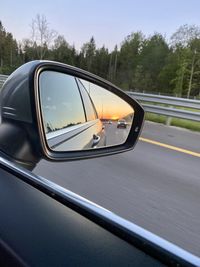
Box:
[95,102,133,120]
[81,80,134,120]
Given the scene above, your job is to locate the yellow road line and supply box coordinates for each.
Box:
[139,137,200,158]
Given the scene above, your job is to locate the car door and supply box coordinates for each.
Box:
[40,71,105,151]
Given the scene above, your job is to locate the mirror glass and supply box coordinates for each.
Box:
[39,71,134,151]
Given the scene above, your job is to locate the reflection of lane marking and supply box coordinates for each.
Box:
[139,137,200,158]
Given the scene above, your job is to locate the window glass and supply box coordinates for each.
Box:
[39,71,86,133]
[77,79,97,121]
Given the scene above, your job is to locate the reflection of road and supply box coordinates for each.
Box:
[104,122,130,146]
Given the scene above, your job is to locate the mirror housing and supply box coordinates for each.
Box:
[0,60,144,168]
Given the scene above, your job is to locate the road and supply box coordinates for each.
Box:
[104,121,131,146]
[34,121,200,257]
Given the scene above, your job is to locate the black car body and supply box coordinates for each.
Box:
[0,61,199,267]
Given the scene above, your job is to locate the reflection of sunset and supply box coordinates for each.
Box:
[97,102,132,120]
[111,115,119,121]
[81,79,134,120]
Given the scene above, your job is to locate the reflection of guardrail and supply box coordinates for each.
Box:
[0,74,8,89]
[127,92,200,124]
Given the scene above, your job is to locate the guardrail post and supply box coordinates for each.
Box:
[166,116,172,126]
[166,105,172,126]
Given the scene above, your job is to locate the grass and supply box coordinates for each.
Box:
[145,113,200,132]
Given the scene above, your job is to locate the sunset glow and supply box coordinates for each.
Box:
[81,79,134,121]
[110,115,119,121]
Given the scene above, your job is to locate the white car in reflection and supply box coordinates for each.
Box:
[47,119,106,151]
[42,75,106,151]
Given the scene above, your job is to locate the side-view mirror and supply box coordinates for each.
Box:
[0,61,144,168]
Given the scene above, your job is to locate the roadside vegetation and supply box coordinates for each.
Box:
[145,113,200,132]
[1,15,200,131]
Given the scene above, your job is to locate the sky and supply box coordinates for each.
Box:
[1,0,200,50]
[81,80,133,119]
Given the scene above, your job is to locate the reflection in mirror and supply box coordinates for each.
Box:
[39,71,134,152]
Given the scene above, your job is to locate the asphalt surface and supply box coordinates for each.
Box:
[34,121,200,257]
[104,122,130,146]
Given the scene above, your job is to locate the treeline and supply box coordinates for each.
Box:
[1,17,200,98]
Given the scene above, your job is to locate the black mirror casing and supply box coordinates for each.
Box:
[0,60,144,166]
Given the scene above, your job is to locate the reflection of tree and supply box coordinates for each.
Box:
[45,121,82,133]
[46,123,53,133]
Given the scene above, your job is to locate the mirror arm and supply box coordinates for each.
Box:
[0,121,41,170]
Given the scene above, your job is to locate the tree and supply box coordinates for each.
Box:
[108,45,118,82]
[171,24,200,97]
[117,32,144,89]
[52,35,76,65]
[158,51,179,95]
[0,21,6,71]
[171,24,200,48]
[0,21,22,74]
[94,46,110,79]
[137,33,169,92]
[186,38,200,97]
[30,14,57,59]
[80,37,96,72]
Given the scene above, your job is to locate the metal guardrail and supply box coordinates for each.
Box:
[0,75,8,89]
[127,92,200,123]
[0,76,200,123]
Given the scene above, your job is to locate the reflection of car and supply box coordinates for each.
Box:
[108,120,112,124]
[117,119,127,128]
[40,72,106,151]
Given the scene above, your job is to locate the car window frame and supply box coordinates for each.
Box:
[76,78,98,121]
